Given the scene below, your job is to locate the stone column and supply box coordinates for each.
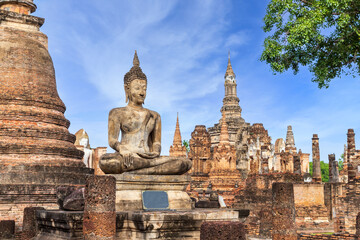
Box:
[347,129,356,181]
[271,183,297,240]
[293,155,301,174]
[21,207,45,239]
[83,175,116,240]
[312,134,322,182]
[328,154,339,183]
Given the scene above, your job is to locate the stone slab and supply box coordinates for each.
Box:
[111,174,192,211]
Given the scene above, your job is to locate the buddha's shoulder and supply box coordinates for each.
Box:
[109,107,127,115]
[143,108,160,119]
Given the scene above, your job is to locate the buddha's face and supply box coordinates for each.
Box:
[127,79,147,105]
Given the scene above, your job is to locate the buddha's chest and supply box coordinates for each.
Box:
[121,110,155,134]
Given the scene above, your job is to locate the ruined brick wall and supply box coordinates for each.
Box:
[298,233,357,239]
[334,179,360,234]
[233,173,302,237]
[0,185,58,232]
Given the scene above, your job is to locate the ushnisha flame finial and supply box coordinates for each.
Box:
[124,51,147,86]
[133,50,140,67]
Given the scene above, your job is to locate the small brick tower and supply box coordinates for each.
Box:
[169,113,187,157]
[0,0,92,230]
[285,125,296,153]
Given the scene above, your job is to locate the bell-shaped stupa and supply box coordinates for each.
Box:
[0,0,92,230]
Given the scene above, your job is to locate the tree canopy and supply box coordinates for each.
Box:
[261,0,360,88]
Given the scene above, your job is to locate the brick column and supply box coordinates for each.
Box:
[347,129,356,181]
[312,134,321,182]
[328,154,339,183]
[271,183,297,240]
[21,207,45,239]
[83,175,116,240]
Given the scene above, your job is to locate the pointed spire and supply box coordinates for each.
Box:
[285,125,296,152]
[225,51,235,78]
[133,50,140,67]
[219,111,230,146]
[173,112,182,145]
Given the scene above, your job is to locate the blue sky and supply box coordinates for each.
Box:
[35,0,360,162]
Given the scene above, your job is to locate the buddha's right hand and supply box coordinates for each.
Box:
[119,152,134,169]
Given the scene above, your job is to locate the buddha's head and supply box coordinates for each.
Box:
[124,51,147,105]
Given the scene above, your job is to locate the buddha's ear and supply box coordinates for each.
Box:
[124,84,129,103]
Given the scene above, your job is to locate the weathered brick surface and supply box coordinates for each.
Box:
[312,134,321,182]
[21,207,45,239]
[298,233,356,239]
[233,173,302,237]
[334,180,360,234]
[200,221,246,240]
[0,220,15,239]
[272,183,297,240]
[83,175,116,239]
[0,8,92,233]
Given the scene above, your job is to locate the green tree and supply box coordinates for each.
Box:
[308,161,329,182]
[183,140,190,153]
[338,154,344,171]
[261,0,360,88]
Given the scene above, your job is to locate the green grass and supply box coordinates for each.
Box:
[310,232,334,235]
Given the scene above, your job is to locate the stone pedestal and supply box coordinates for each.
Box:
[34,209,248,240]
[111,174,192,211]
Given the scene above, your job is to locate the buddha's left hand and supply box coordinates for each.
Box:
[137,152,160,159]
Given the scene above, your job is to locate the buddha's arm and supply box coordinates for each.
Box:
[108,109,121,151]
[137,112,161,159]
[152,113,161,154]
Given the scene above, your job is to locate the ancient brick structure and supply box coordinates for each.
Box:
[208,113,241,205]
[188,125,212,190]
[273,126,309,174]
[169,114,187,157]
[0,0,91,230]
[208,54,250,174]
[333,179,360,234]
[200,221,246,240]
[343,129,360,182]
[329,154,340,183]
[285,125,297,153]
[233,173,302,237]
[246,123,273,174]
[0,0,36,14]
[272,183,297,240]
[83,175,116,239]
[312,134,322,182]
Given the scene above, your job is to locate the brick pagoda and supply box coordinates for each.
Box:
[0,0,91,229]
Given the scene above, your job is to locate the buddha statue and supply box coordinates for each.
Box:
[99,51,192,175]
[75,129,93,168]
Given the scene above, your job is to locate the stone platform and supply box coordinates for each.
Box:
[111,174,192,211]
[34,209,249,240]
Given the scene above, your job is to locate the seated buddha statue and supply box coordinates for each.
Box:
[99,51,192,175]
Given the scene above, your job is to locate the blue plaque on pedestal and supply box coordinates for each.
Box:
[142,191,169,210]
